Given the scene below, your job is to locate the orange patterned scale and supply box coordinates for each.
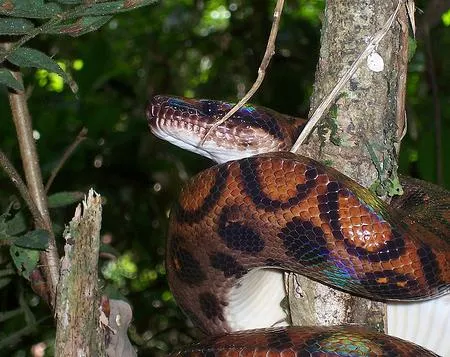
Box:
[147,96,450,356]
[167,152,449,336]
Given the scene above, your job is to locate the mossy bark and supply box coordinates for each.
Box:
[289,0,409,332]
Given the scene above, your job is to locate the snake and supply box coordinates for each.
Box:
[146,95,450,356]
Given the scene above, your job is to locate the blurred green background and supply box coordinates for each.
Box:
[0,0,449,356]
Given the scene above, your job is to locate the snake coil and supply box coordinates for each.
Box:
[147,95,449,357]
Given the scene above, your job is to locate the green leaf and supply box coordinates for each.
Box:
[46,15,113,37]
[386,177,404,197]
[6,211,27,236]
[13,229,49,250]
[0,0,61,18]
[442,9,450,26]
[70,0,157,17]
[7,47,78,93]
[10,245,40,280]
[408,37,417,62]
[48,191,84,208]
[0,68,24,91]
[0,17,34,35]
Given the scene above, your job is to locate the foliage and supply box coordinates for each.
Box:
[0,0,448,356]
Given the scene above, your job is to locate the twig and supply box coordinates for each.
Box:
[290,0,404,153]
[45,127,88,193]
[200,0,285,145]
[405,0,416,38]
[0,308,23,323]
[8,68,59,307]
[0,150,45,227]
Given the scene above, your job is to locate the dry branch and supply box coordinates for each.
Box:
[200,0,285,144]
[55,190,104,356]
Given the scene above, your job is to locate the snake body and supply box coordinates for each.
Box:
[170,326,440,356]
[146,95,450,356]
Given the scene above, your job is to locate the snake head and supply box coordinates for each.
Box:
[146,95,307,163]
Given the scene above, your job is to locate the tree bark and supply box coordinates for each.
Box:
[289,0,409,332]
[55,190,105,356]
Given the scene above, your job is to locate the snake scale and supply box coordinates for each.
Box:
[146,95,450,356]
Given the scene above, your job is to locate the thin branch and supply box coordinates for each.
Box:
[0,308,23,323]
[0,150,45,227]
[8,68,59,307]
[405,0,416,38]
[200,0,285,145]
[45,127,88,193]
[290,0,404,153]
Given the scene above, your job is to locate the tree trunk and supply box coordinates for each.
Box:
[289,0,409,332]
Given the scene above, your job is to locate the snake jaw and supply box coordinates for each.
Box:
[147,98,216,160]
[146,95,303,163]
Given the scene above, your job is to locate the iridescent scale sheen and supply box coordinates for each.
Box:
[167,152,449,335]
[169,327,439,356]
[146,96,450,356]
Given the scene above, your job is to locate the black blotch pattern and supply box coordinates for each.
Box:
[279,218,330,265]
[210,252,247,278]
[317,181,345,241]
[266,329,294,351]
[362,270,420,299]
[240,157,317,210]
[177,165,228,224]
[218,206,265,253]
[170,235,206,284]
[345,229,406,262]
[319,181,406,262]
[417,244,442,288]
[199,292,224,321]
